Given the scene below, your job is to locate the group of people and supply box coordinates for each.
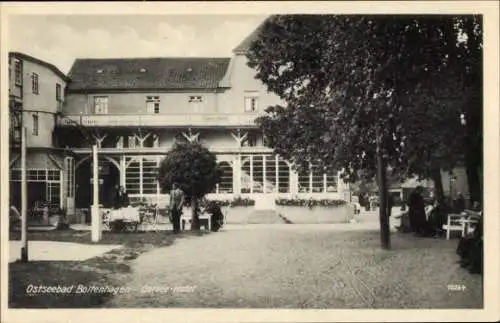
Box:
[404,186,483,274]
[168,182,224,234]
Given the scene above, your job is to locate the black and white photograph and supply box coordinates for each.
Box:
[1,2,499,322]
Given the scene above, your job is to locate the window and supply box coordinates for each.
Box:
[244,92,259,112]
[242,133,258,147]
[32,73,39,94]
[146,96,160,114]
[56,83,62,101]
[188,96,203,113]
[94,96,108,114]
[14,59,22,85]
[32,114,39,136]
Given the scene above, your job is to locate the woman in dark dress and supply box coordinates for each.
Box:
[408,186,427,235]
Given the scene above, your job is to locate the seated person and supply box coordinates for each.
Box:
[200,200,224,232]
[456,211,483,274]
[427,199,447,237]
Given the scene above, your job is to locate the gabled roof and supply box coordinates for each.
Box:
[232,16,271,55]
[66,57,231,92]
[9,52,68,82]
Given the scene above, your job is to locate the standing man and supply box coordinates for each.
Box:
[169,182,185,234]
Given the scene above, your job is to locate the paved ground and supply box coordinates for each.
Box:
[107,223,482,309]
[9,241,122,263]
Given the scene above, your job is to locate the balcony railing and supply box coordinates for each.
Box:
[68,146,274,155]
[57,113,261,128]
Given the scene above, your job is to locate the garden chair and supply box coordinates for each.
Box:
[443,213,466,240]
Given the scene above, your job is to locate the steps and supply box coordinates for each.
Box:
[246,209,287,224]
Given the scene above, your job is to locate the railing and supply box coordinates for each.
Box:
[69,146,274,155]
[57,113,261,128]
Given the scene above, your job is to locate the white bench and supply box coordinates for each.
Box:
[180,212,211,231]
[442,214,466,240]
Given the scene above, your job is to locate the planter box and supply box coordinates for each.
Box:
[275,205,354,224]
[224,206,255,224]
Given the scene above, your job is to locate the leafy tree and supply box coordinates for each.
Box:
[158,142,222,230]
[247,15,477,248]
[455,15,482,205]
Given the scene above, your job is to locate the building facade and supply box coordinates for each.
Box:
[8,52,69,212]
[8,29,349,222]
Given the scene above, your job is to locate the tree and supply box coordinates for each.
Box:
[247,15,475,248]
[455,15,483,205]
[158,142,222,231]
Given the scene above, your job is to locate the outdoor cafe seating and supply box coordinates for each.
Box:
[442,209,482,240]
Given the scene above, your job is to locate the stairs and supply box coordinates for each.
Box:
[246,209,287,224]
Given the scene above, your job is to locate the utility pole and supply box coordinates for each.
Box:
[20,127,28,262]
[91,144,101,242]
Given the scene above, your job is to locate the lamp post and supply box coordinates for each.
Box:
[91,144,101,242]
[20,127,28,262]
[58,114,101,242]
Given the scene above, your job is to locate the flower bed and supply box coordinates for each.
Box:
[275,198,353,224]
[204,197,256,224]
[206,197,255,207]
[275,198,347,208]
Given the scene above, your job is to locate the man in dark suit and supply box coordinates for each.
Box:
[169,182,185,234]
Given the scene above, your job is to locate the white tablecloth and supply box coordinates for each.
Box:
[108,207,140,222]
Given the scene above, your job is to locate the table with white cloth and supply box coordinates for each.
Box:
[103,206,141,232]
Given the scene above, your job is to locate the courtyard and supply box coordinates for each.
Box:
[9,211,482,309]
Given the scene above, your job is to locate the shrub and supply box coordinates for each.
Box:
[206,197,255,207]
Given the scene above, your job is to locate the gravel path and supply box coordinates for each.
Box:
[107,225,482,309]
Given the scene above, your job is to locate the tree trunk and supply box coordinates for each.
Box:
[191,197,200,231]
[466,156,482,206]
[431,168,445,206]
[376,127,390,250]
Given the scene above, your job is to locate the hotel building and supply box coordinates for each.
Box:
[7,28,356,222]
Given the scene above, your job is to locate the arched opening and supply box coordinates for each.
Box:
[75,157,120,212]
[217,161,233,193]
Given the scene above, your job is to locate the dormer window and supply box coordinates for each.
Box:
[188,96,202,103]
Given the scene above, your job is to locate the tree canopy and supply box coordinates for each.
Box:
[247,15,482,248]
[249,15,478,181]
[158,141,222,230]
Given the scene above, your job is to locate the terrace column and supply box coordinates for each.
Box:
[290,169,299,194]
[119,155,126,186]
[232,154,242,195]
[263,155,267,193]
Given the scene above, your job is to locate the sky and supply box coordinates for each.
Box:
[8,15,267,74]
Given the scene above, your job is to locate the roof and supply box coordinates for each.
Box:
[66,57,231,92]
[9,52,68,82]
[232,17,271,54]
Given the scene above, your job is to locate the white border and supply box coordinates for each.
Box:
[1,2,499,322]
